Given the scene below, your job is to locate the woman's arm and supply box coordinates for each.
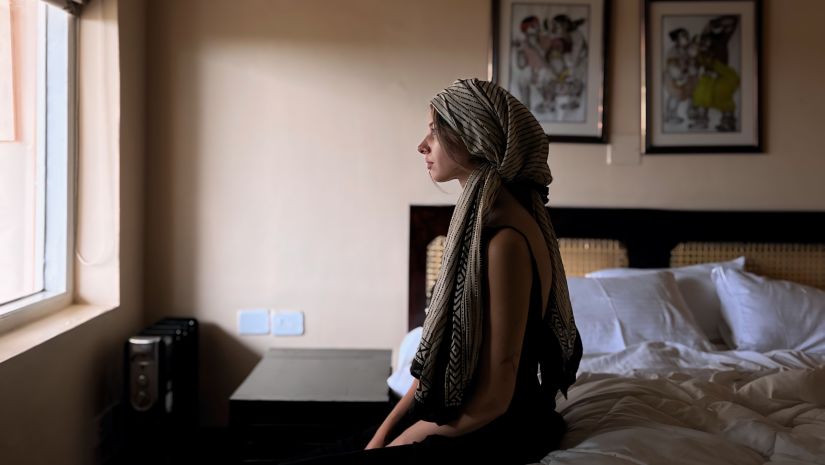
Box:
[388,229,533,446]
[365,376,419,449]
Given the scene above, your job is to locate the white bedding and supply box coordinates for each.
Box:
[538,342,825,465]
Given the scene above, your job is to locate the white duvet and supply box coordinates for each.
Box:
[539,342,825,465]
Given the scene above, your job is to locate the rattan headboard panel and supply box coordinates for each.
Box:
[671,242,825,290]
[409,206,825,329]
[425,236,446,304]
[558,238,628,277]
[424,236,627,304]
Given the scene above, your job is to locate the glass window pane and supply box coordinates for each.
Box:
[0,0,43,305]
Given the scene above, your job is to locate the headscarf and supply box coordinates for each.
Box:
[409,78,582,424]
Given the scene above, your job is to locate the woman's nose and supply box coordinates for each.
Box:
[417,139,428,155]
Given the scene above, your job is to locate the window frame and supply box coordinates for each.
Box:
[0,3,76,330]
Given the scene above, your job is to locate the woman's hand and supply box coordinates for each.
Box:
[364,431,386,450]
[386,430,415,448]
[385,421,435,447]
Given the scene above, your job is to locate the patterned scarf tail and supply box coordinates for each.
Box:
[530,192,584,398]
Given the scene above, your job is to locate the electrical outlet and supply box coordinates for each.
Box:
[238,308,270,335]
[271,310,304,336]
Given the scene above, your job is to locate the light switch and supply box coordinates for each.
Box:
[272,310,304,336]
[237,309,270,335]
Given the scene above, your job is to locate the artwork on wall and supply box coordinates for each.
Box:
[490,0,610,143]
[642,0,763,153]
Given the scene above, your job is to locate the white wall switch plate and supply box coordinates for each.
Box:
[271,310,304,336]
[237,308,270,335]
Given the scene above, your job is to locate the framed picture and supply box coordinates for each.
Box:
[642,0,763,153]
[491,0,610,143]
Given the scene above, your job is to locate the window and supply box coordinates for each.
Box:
[0,1,74,318]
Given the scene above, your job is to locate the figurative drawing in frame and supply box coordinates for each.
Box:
[491,0,610,143]
[642,0,763,153]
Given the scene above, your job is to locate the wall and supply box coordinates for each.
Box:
[0,1,145,464]
[555,0,825,209]
[143,0,825,425]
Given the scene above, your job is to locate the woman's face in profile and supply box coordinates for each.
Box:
[417,110,467,183]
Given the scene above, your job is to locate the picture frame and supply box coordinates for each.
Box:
[642,0,763,154]
[490,0,610,143]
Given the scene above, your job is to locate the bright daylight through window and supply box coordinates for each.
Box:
[0,0,72,316]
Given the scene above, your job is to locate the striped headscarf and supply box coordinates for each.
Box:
[410,78,582,423]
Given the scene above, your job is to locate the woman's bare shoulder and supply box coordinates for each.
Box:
[486,227,531,270]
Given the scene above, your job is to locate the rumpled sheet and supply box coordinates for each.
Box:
[538,342,825,464]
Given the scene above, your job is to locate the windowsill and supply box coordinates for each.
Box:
[0,290,66,318]
[0,303,116,364]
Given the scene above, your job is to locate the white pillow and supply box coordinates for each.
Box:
[568,271,713,355]
[387,326,422,397]
[711,267,825,353]
[586,257,745,343]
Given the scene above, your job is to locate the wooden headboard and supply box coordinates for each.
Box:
[408,206,825,329]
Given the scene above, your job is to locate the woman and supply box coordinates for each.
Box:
[280,78,582,465]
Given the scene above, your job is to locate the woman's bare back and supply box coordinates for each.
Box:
[484,187,553,318]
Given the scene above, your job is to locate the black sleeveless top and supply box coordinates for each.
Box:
[479,225,560,424]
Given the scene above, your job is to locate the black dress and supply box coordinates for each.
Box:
[277,227,567,465]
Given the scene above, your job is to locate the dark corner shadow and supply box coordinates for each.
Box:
[199,322,260,427]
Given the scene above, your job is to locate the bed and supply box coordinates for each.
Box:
[402,206,825,465]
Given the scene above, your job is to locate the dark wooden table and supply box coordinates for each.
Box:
[229,348,393,463]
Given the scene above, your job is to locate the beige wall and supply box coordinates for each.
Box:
[556,0,825,209]
[143,0,825,426]
[0,1,145,464]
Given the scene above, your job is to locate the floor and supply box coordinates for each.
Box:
[109,427,233,465]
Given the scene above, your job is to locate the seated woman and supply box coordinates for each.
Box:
[280,78,583,465]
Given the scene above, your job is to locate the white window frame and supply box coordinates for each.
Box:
[0,4,76,330]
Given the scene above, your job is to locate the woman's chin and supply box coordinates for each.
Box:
[429,168,454,183]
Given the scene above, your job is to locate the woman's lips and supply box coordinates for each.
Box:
[426,161,433,169]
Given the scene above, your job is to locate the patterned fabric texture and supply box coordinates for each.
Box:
[409,78,582,423]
